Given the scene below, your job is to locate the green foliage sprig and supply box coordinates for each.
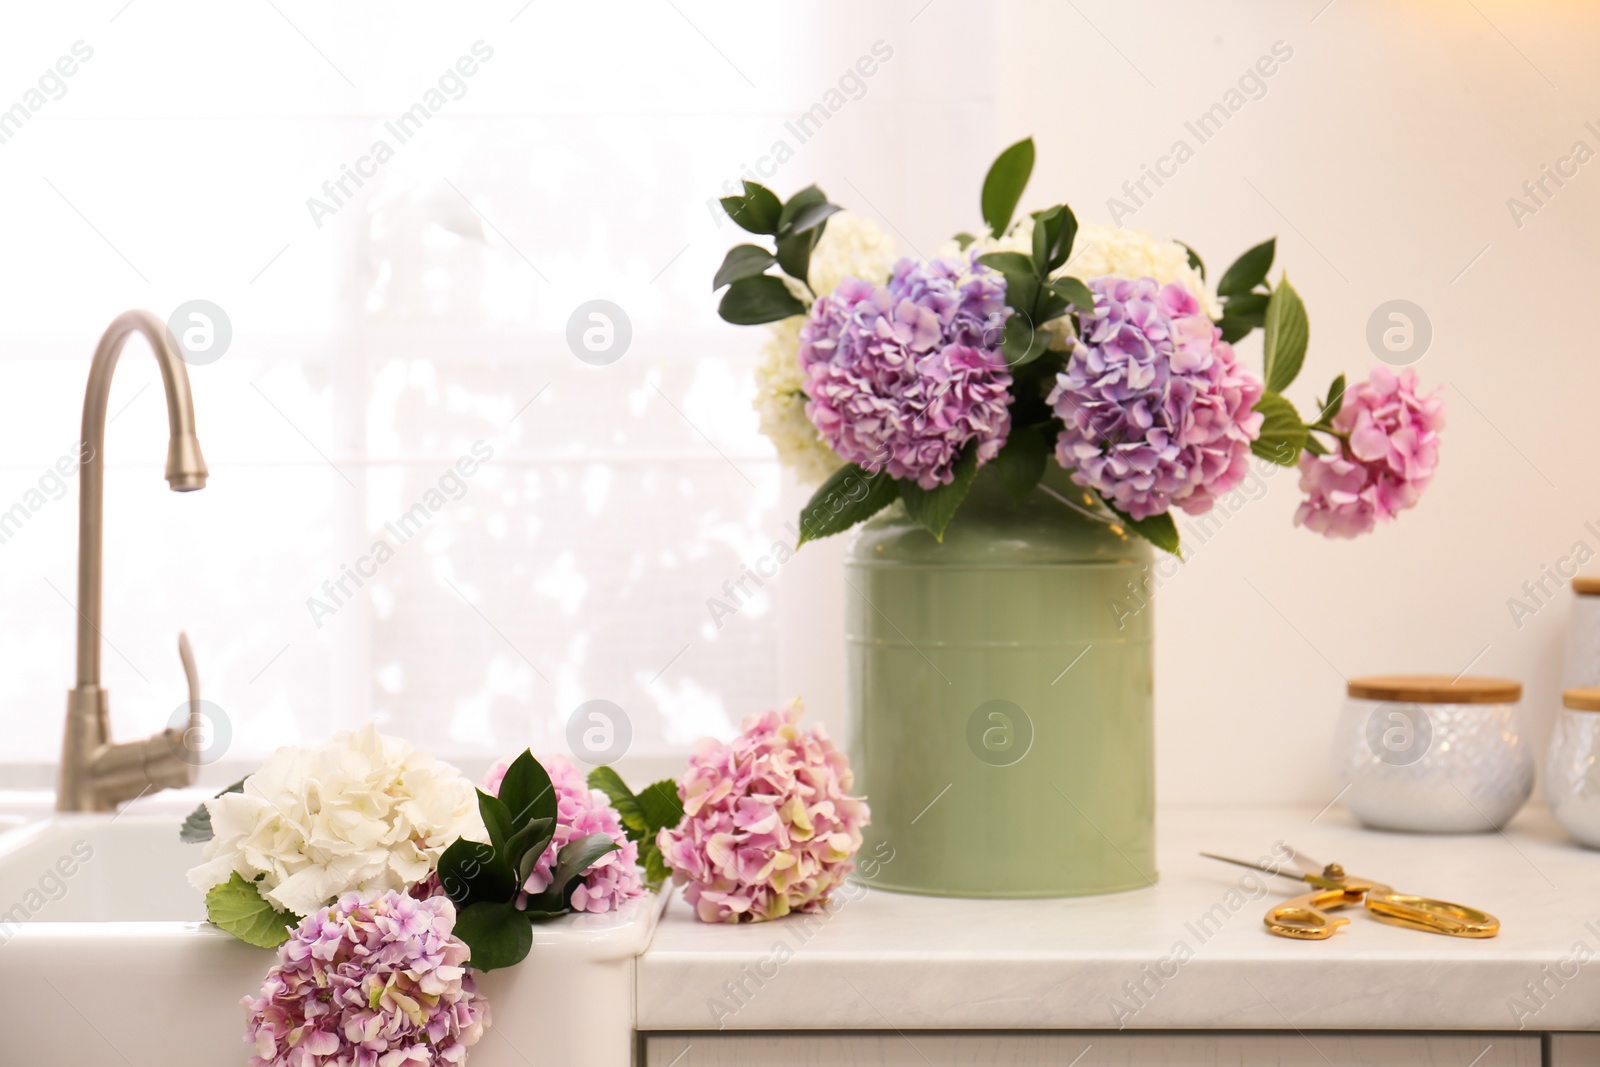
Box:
[713,181,843,323]
[586,766,685,890]
[437,750,620,971]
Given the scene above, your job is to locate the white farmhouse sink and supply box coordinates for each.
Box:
[0,816,661,1066]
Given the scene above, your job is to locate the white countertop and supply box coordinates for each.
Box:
[638,805,1600,1033]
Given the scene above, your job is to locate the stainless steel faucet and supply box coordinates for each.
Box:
[58,309,210,812]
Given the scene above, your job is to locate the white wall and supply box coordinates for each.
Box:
[984,0,1600,805]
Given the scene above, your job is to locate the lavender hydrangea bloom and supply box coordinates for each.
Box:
[1048,277,1264,520]
[243,890,487,1066]
[799,255,1012,490]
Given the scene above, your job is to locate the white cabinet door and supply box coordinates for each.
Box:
[643,1031,1541,1066]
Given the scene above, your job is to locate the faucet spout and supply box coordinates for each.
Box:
[59,310,210,812]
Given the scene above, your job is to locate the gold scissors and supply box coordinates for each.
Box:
[1201,847,1499,941]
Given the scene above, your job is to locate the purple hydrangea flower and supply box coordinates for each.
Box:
[1048,277,1263,520]
[243,890,487,1066]
[799,255,1012,489]
[482,754,645,914]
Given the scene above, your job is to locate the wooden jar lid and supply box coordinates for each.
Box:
[1347,675,1522,704]
[1574,577,1600,596]
[1563,688,1600,712]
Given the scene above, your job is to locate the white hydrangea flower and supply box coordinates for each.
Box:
[186,724,485,916]
[805,212,896,300]
[753,315,843,487]
[946,218,1221,319]
[744,212,889,485]
[1070,222,1220,319]
[939,221,1031,260]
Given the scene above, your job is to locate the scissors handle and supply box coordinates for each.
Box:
[1363,886,1500,938]
[1264,887,1362,940]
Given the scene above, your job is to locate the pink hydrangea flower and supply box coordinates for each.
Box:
[657,699,869,924]
[1295,366,1444,538]
[1049,276,1263,520]
[481,754,645,914]
[243,890,487,1066]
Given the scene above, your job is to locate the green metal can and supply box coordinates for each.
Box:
[845,468,1157,897]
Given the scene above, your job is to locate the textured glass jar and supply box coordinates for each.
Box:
[1547,687,1600,848]
[845,467,1155,897]
[1562,577,1600,689]
[1333,675,1532,833]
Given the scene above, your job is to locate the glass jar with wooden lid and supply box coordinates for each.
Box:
[1547,687,1600,848]
[1332,675,1532,833]
[1563,577,1600,689]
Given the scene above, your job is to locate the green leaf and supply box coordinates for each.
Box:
[1251,391,1308,466]
[712,244,776,290]
[720,181,781,235]
[1224,291,1269,314]
[547,832,622,905]
[205,872,299,948]
[643,845,672,890]
[993,425,1049,503]
[899,447,980,542]
[1180,242,1205,280]
[635,779,685,834]
[717,275,806,325]
[438,838,517,907]
[452,901,533,972]
[1097,494,1182,557]
[1316,373,1345,426]
[516,837,548,884]
[1303,434,1329,456]
[1221,290,1268,322]
[796,463,900,546]
[779,186,841,235]
[952,232,976,251]
[179,777,246,844]
[980,137,1035,238]
[977,252,1039,319]
[774,229,821,289]
[975,251,1034,276]
[1047,277,1096,312]
[1261,278,1309,394]
[1030,204,1078,274]
[1001,312,1050,367]
[1218,291,1268,344]
[1218,314,1255,344]
[777,185,828,232]
[497,750,557,827]
[478,790,512,853]
[1217,238,1276,297]
[504,817,555,881]
[586,766,646,835]
[584,772,681,892]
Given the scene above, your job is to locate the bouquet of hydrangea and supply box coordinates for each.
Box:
[183,730,636,975]
[716,138,1443,551]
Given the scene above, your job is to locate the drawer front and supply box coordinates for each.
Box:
[643,1031,1540,1066]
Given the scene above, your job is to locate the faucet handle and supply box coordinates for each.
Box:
[83,632,207,807]
[178,631,200,718]
[164,631,204,784]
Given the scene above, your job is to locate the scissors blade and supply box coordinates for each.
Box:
[1281,844,1324,876]
[1199,852,1308,885]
